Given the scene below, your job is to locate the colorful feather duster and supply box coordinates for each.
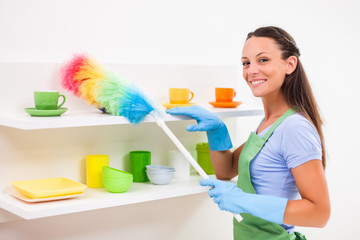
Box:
[61,53,153,119]
[60,54,242,221]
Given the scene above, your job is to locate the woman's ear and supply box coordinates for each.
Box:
[286,56,298,75]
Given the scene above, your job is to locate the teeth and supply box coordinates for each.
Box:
[251,80,265,85]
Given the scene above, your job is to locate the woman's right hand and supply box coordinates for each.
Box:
[166,105,223,131]
[166,105,232,151]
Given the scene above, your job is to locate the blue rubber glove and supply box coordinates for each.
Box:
[200,178,288,224]
[166,106,232,151]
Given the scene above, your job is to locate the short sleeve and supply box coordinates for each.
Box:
[280,116,322,169]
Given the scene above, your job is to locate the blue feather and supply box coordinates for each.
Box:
[118,84,157,125]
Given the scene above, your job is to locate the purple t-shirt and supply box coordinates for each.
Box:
[250,113,322,233]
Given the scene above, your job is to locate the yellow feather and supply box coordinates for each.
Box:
[79,78,101,107]
[73,57,106,107]
[74,57,106,82]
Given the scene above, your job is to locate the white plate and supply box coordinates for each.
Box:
[6,187,85,203]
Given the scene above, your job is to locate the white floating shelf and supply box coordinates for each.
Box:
[0,176,208,220]
[0,104,263,130]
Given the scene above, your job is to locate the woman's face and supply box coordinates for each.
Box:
[241,36,291,99]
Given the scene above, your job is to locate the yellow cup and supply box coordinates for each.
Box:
[86,155,109,188]
[169,88,194,104]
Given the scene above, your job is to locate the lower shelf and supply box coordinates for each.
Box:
[0,175,208,220]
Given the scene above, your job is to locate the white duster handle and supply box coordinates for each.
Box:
[150,113,241,222]
[154,118,208,179]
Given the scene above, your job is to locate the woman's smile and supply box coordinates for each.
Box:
[249,78,267,87]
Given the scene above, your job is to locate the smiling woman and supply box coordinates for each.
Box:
[243,27,326,168]
[241,38,297,101]
[166,26,330,240]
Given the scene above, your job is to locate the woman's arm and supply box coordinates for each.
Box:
[209,143,245,180]
[283,160,331,227]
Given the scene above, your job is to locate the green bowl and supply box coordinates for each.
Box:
[102,166,133,179]
[102,176,133,193]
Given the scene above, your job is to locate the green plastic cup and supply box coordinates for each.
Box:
[196,143,215,174]
[129,151,151,182]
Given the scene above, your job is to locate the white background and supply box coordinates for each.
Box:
[1,0,359,239]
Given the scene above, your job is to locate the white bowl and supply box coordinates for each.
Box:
[146,165,175,172]
[146,171,174,185]
[146,169,175,174]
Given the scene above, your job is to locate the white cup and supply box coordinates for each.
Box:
[168,150,190,178]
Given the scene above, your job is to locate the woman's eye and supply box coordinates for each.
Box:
[242,61,250,67]
[259,58,268,63]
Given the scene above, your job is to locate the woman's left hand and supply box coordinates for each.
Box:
[200,178,288,224]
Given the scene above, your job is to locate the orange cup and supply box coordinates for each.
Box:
[169,88,194,104]
[215,88,236,102]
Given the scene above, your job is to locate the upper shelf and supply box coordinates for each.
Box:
[0,104,263,130]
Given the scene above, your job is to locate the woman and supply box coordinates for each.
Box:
[166,26,330,239]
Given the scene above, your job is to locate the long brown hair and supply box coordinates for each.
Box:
[246,26,326,169]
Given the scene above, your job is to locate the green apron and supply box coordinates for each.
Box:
[233,108,306,240]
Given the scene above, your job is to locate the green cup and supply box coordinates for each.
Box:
[129,151,151,182]
[34,91,66,110]
[196,142,215,174]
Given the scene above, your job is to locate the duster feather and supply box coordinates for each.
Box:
[60,54,161,123]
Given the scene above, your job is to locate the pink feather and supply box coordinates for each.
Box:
[60,53,88,96]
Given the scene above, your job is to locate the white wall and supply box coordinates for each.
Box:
[1,0,359,239]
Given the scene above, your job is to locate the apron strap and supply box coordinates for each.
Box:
[262,108,296,140]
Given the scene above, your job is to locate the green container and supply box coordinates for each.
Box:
[129,151,151,182]
[196,143,214,174]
